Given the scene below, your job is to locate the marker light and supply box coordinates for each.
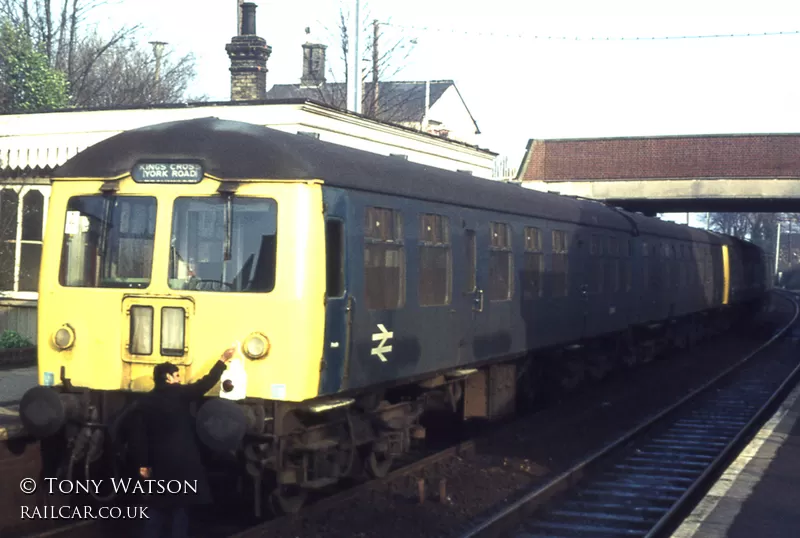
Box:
[53,325,75,350]
[242,333,269,360]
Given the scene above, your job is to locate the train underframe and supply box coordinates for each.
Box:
[30,300,764,518]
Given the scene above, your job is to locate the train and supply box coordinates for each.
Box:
[18,117,770,516]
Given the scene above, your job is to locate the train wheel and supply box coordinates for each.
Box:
[517,359,542,410]
[357,391,385,412]
[559,359,585,391]
[640,342,656,364]
[617,331,638,368]
[365,447,394,478]
[587,353,612,381]
[269,484,308,515]
[675,323,691,351]
[620,348,638,368]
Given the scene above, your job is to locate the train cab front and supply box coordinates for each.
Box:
[19,158,326,486]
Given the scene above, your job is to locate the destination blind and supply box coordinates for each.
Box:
[132,162,203,183]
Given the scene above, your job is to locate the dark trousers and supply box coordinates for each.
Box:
[140,505,189,538]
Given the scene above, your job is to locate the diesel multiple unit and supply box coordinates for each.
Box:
[19,118,770,515]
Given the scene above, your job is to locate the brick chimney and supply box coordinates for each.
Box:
[300,27,326,88]
[226,2,272,101]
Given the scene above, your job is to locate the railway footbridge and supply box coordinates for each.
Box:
[516,133,800,215]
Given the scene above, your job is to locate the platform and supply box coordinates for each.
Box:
[671,375,800,538]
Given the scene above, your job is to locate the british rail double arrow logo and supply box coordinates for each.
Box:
[371,324,393,362]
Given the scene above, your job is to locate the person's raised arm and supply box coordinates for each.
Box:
[182,347,235,399]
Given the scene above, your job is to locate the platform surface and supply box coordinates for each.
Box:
[671,377,800,538]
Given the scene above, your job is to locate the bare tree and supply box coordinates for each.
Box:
[304,9,349,110]
[703,212,757,239]
[0,0,134,79]
[0,0,204,107]
[702,211,787,275]
[312,1,417,122]
[69,31,204,107]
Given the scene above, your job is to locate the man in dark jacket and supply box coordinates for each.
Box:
[131,347,235,538]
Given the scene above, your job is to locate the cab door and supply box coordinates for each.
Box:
[318,188,351,395]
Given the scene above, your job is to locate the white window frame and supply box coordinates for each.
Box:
[0,184,50,301]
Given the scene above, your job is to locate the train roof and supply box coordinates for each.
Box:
[53,117,720,242]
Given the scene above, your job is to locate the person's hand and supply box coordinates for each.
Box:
[139,467,151,479]
[221,347,236,362]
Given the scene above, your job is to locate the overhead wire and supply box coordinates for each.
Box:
[378,23,800,42]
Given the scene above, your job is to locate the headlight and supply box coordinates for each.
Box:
[53,325,75,350]
[242,332,269,359]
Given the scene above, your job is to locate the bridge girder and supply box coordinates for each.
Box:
[523,178,800,214]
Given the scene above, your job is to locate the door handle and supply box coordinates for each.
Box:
[474,289,484,312]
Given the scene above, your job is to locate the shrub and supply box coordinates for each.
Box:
[0,330,34,349]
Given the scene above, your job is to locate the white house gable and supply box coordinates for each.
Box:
[425,86,480,146]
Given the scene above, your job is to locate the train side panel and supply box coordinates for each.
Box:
[331,191,569,391]
[318,186,771,395]
[327,189,649,393]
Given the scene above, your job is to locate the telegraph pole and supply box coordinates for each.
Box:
[353,0,361,113]
[149,41,167,103]
[371,19,379,117]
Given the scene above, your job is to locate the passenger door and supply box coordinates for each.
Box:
[457,227,482,365]
[319,188,351,395]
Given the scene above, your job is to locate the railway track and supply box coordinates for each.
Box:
[457,290,800,538]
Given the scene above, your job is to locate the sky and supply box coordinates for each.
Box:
[84,0,800,226]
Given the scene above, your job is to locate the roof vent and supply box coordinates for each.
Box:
[389,154,408,160]
[456,169,473,175]
[297,131,320,139]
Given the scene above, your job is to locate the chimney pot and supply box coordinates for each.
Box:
[241,2,257,35]
[226,1,271,101]
[300,42,327,88]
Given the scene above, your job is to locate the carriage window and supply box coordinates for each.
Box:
[59,196,157,288]
[625,239,633,291]
[169,197,277,292]
[671,245,678,289]
[364,207,405,310]
[488,222,512,301]
[607,236,620,293]
[590,234,604,294]
[641,240,650,290]
[680,243,688,287]
[465,229,476,292]
[523,227,543,300]
[552,230,569,297]
[419,213,451,306]
[326,220,344,298]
